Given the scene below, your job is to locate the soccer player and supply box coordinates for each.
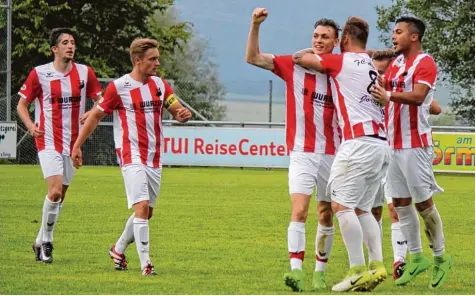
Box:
[71,38,192,276]
[294,17,389,292]
[16,28,102,263]
[371,16,452,289]
[370,48,442,280]
[245,8,340,291]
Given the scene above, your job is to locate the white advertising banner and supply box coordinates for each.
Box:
[0,122,17,159]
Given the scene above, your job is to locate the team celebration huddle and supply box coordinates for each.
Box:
[245,8,450,293]
[16,6,450,294]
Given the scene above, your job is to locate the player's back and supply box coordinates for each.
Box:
[319,52,386,141]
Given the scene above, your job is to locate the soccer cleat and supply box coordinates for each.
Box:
[429,254,452,289]
[331,265,371,292]
[395,253,431,286]
[312,271,328,290]
[40,242,53,263]
[393,259,406,279]
[32,243,41,261]
[142,261,157,276]
[109,245,128,271]
[367,260,387,291]
[283,269,304,292]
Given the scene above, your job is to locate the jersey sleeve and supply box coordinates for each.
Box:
[86,66,102,99]
[315,53,343,77]
[97,82,121,114]
[272,55,294,81]
[413,56,438,88]
[18,69,41,103]
[162,79,179,109]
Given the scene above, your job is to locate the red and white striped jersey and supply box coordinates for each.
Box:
[98,74,173,168]
[384,53,437,149]
[18,62,102,155]
[272,55,340,155]
[316,52,386,142]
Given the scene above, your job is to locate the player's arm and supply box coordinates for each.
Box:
[165,93,192,123]
[430,98,442,115]
[17,69,44,138]
[293,53,325,72]
[72,82,119,168]
[245,7,275,71]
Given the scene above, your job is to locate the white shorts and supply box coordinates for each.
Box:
[372,178,386,208]
[38,149,75,185]
[385,147,444,203]
[121,164,162,209]
[327,136,390,212]
[288,151,334,202]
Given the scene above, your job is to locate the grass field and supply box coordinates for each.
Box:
[0,165,474,295]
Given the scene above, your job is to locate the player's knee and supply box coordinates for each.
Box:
[48,189,62,202]
[371,207,382,221]
[318,210,333,226]
[415,198,434,212]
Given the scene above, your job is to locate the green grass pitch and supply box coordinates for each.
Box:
[0,165,474,294]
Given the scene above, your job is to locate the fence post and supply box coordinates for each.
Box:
[6,0,12,121]
[268,80,273,128]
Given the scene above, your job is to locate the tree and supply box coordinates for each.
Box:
[152,8,226,121]
[4,0,193,164]
[375,0,475,125]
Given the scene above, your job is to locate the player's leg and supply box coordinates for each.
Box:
[140,165,162,276]
[328,140,371,292]
[356,145,390,292]
[283,152,314,292]
[407,147,450,288]
[370,180,385,241]
[33,150,64,263]
[387,149,431,286]
[313,154,335,290]
[387,201,407,279]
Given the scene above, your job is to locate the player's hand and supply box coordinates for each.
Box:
[175,108,192,123]
[28,125,44,138]
[71,146,83,169]
[251,7,268,24]
[377,75,386,87]
[80,111,90,125]
[371,84,390,106]
[292,48,313,64]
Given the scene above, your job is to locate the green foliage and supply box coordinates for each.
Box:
[375,0,475,125]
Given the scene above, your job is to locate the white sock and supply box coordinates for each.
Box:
[315,224,334,271]
[41,197,60,243]
[394,204,423,254]
[288,221,305,270]
[115,213,135,254]
[336,210,365,267]
[358,213,383,262]
[419,205,445,256]
[391,222,407,262]
[133,218,151,270]
[36,200,64,245]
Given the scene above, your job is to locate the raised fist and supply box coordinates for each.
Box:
[252,7,268,24]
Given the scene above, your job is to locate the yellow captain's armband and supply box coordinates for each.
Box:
[164,94,179,109]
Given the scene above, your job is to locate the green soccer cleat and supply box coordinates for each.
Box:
[367,260,387,291]
[312,271,328,290]
[283,269,304,292]
[395,253,431,286]
[331,265,371,292]
[429,254,452,289]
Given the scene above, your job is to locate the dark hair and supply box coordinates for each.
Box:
[396,16,426,41]
[314,18,340,38]
[372,48,397,61]
[49,28,75,47]
[343,16,369,46]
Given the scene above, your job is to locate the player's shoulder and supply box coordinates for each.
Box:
[72,62,94,72]
[415,53,437,68]
[33,62,53,74]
